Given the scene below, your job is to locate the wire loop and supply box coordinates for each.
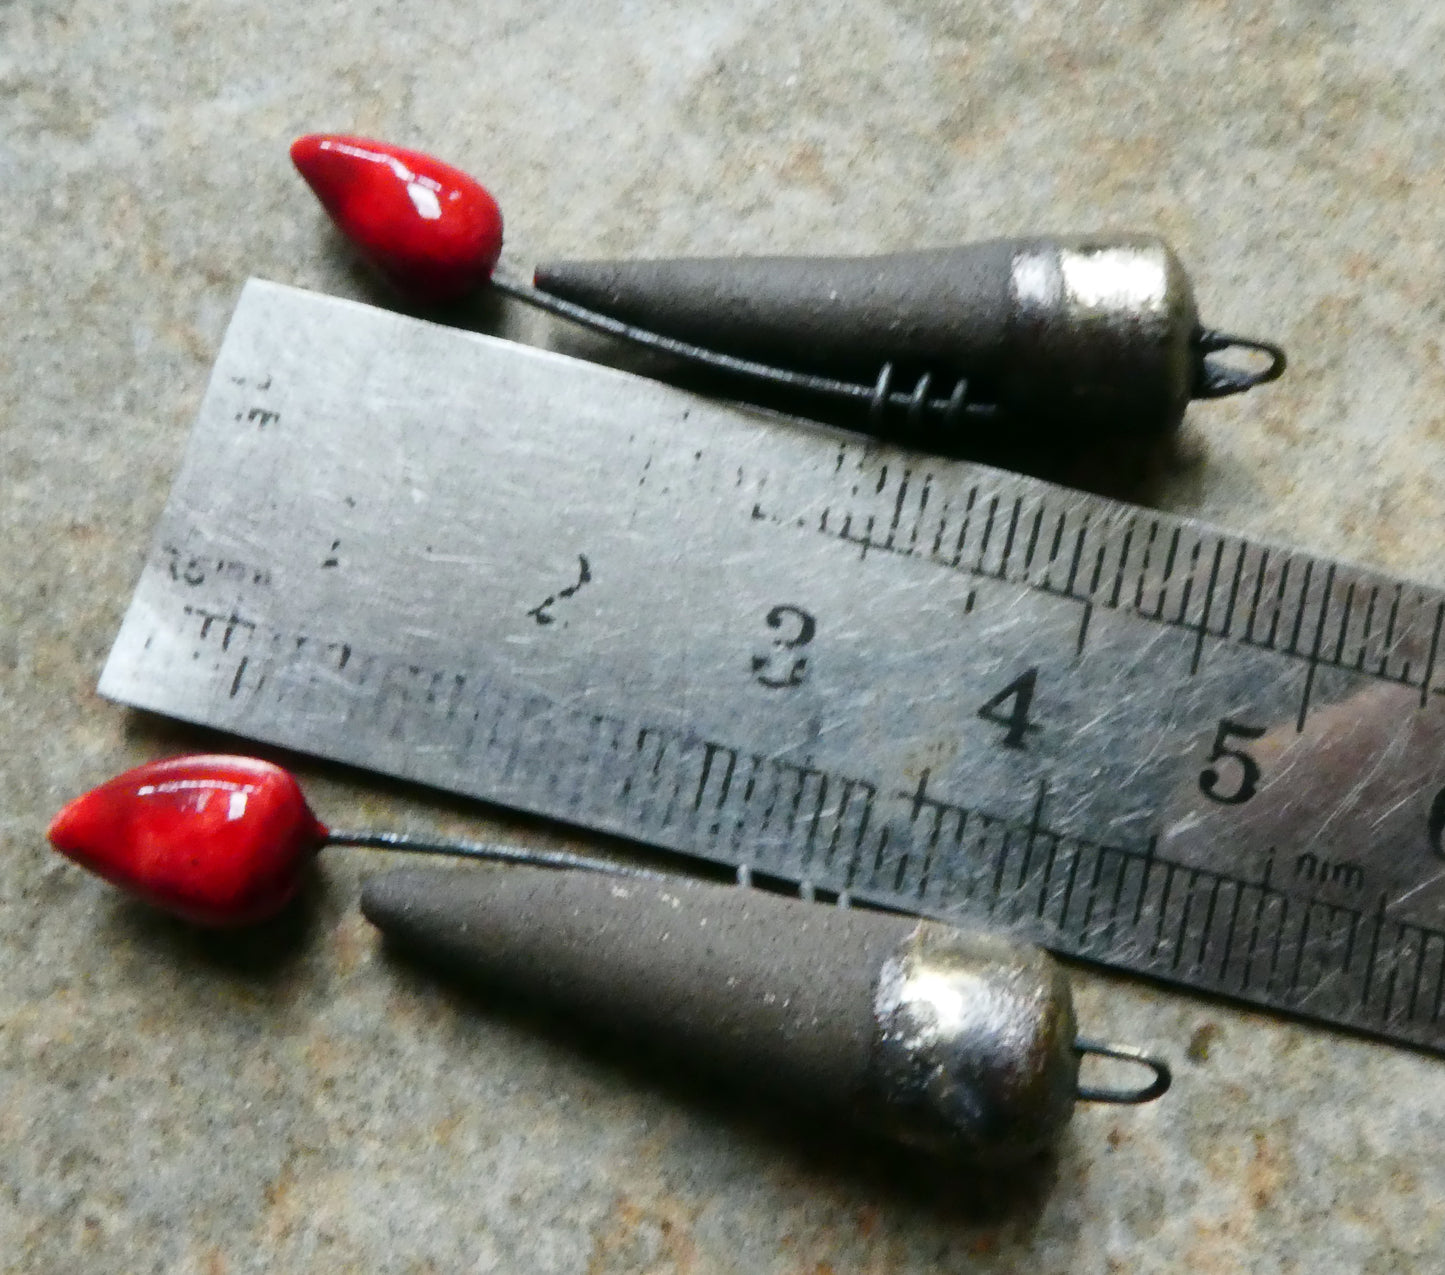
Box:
[1194,328,1288,399]
[1073,1038,1172,1104]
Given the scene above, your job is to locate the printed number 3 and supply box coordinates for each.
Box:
[1199,718,1266,804]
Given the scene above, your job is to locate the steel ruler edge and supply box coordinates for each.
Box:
[101,279,1445,1053]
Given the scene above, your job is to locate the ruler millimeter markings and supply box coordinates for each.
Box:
[102,281,1445,1052]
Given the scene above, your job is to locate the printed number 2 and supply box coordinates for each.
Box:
[1199,718,1266,804]
[752,604,816,688]
[977,668,1040,750]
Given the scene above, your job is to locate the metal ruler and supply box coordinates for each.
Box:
[102,280,1445,1053]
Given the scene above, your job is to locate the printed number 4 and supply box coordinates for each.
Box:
[977,668,1040,750]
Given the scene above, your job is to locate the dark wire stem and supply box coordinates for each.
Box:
[323,829,664,879]
[490,266,997,428]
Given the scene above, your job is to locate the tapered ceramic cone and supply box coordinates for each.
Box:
[534,246,1018,381]
[362,866,906,1105]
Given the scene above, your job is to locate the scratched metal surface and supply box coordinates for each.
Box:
[3,1,1445,1272]
[103,281,1445,1055]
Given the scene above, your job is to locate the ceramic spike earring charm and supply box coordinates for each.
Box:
[48,753,1170,1161]
[290,132,1284,445]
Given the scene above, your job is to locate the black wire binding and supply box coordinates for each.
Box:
[492,268,997,430]
[868,363,974,432]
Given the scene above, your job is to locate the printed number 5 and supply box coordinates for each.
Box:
[1199,718,1266,805]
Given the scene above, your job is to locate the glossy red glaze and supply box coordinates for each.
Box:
[291,134,504,304]
[48,755,329,926]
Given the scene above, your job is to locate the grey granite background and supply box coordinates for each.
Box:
[3,1,1444,1270]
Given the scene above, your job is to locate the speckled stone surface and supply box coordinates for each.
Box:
[3,2,1444,1270]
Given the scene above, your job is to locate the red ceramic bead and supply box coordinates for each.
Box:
[48,755,329,926]
[291,134,504,304]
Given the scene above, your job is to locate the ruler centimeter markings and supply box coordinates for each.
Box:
[102,281,1445,1052]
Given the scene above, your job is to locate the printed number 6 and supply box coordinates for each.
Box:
[1199,718,1266,805]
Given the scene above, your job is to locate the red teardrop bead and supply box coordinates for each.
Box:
[291,134,504,304]
[48,755,330,926]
